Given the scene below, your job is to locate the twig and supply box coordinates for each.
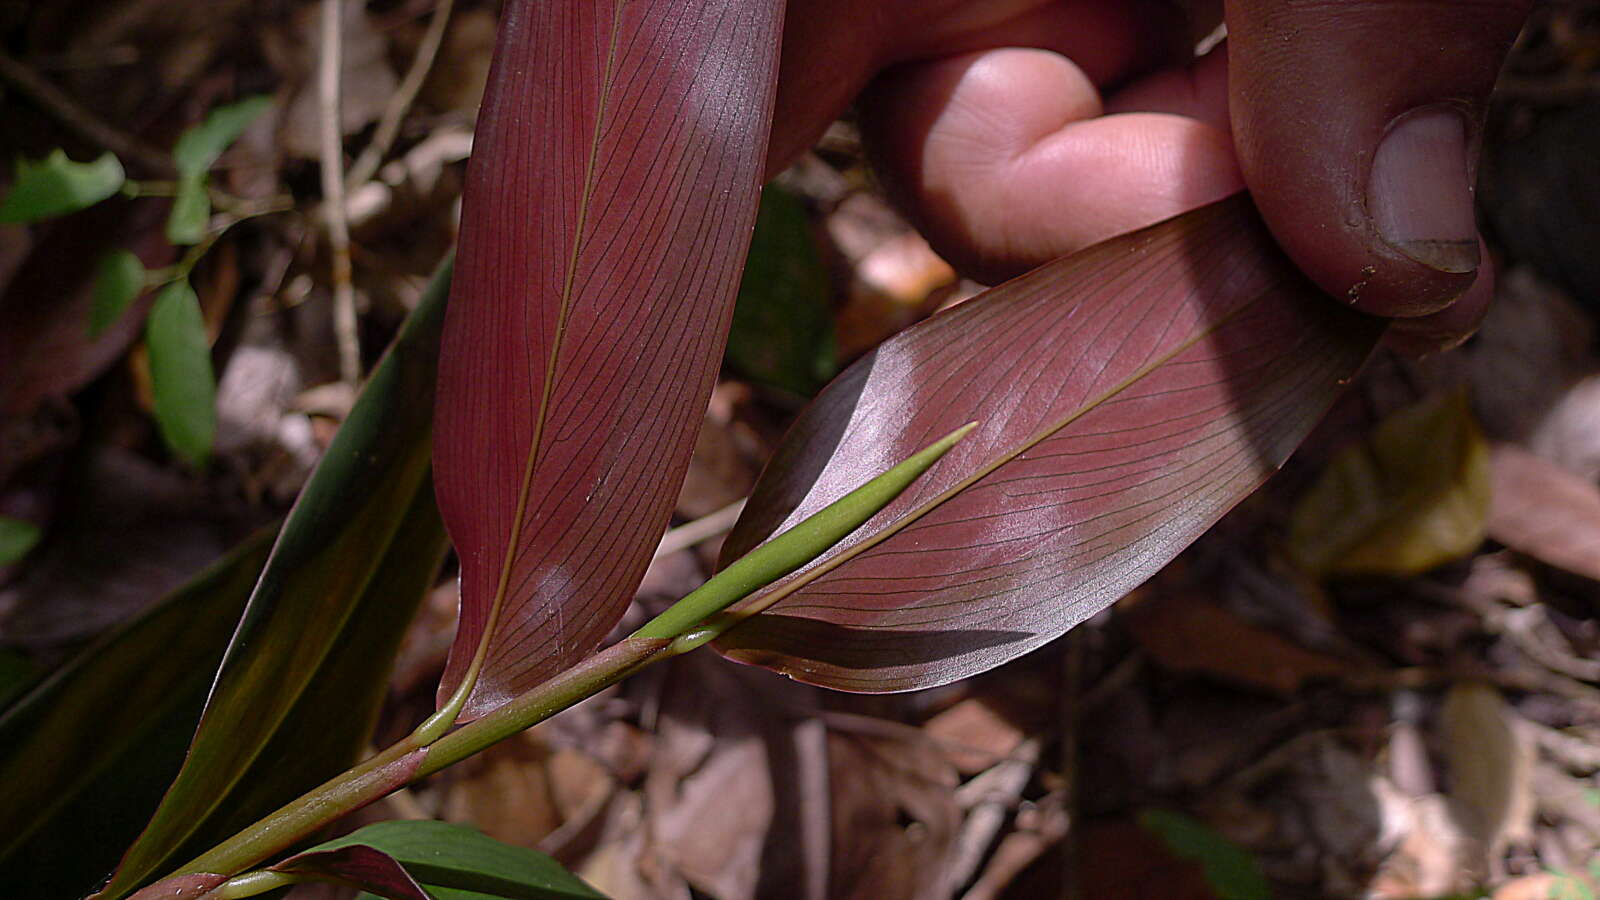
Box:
[0,49,175,177]
[319,0,362,385]
[345,0,455,190]
[945,738,1043,897]
[652,499,747,560]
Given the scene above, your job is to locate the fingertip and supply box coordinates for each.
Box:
[1225,0,1528,318]
[1382,245,1495,357]
[862,48,1244,282]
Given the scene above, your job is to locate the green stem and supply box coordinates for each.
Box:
[150,423,975,891]
[415,637,670,777]
[206,870,299,899]
[632,421,976,641]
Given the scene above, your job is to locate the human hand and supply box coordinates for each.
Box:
[768,0,1532,353]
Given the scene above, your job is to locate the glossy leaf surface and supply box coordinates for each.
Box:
[715,196,1383,692]
[0,531,270,900]
[276,820,605,900]
[96,263,453,899]
[434,0,783,717]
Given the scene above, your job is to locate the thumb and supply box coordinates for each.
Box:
[1226,0,1530,317]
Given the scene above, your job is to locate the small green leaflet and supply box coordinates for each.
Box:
[173,95,273,177]
[91,250,147,336]
[1139,809,1270,900]
[166,95,274,245]
[0,150,125,223]
[146,280,216,468]
[166,176,210,246]
[0,516,41,567]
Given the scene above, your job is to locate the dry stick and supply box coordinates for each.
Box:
[344,0,456,191]
[0,49,174,177]
[319,0,361,386]
[652,498,746,561]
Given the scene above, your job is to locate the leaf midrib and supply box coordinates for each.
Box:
[726,287,1268,622]
[465,2,627,698]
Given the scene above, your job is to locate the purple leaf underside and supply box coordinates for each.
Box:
[715,195,1385,692]
[434,0,784,717]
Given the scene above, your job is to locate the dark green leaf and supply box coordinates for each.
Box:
[277,820,606,900]
[95,262,452,899]
[0,514,41,565]
[0,648,37,710]
[145,279,216,467]
[726,187,835,395]
[172,96,273,178]
[91,250,147,336]
[0,150,125,223]
[0,531,272,900]
[164,175,210,245]
[1139,810,1270,900]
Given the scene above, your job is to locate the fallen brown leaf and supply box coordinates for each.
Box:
[1488,443,1600,582]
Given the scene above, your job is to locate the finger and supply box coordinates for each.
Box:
[1225,0,1531,317]
[1383,239,1496,356]
[859,46,1242,283]
[766,0,1189,176]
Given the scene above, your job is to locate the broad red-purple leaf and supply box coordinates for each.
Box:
[434,0,783,716]
[714,196,1384,692]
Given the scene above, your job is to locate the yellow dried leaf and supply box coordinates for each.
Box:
[1289,390,1490,577]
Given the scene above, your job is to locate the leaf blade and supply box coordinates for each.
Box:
[433,0,784,717]
[0,150,124,222]
[0,531,272,900]
[713,196,1383,692]
[275,820,606,900]
[91,249,147,337]
[95,262,452,898]
[145,279,217,467]
[171,96,273,178]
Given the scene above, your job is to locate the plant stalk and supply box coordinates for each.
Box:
[151,423,975,893]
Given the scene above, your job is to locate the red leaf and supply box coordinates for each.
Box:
[714,196,1383,692]
[434,0,783,716]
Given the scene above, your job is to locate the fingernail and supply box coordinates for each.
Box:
[1368,107,1480,274]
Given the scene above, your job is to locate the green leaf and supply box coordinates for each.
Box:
[0,649,36,710]
[0,150,125,223]
[726,187,835,395]
[95,262,452,899]
[1288,390,1490,577]
[276,820,606,900]
[1139,809,1270,900]
[91,250,147,336]
[165,174,210,245]
[0,514,41,566]
[172,96,273,178]
[145,279,216,467]
[0,530,272,900]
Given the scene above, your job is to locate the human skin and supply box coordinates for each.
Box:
[767,0,1533,353]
